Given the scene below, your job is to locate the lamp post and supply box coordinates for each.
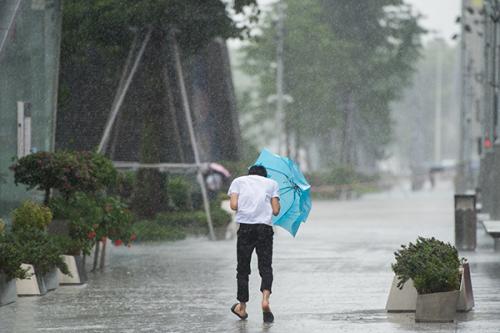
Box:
[485,0,500,140]
[480,0,500,217]
[458,0,489,193]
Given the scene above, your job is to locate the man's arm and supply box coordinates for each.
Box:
[230,193,239,211]
[271,197,280,216]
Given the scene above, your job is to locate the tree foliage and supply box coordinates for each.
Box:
[11,151,117,204]
[239,0,425,168]
[58,1,259,217]
[392,40,459,171]
[62,0,258,54]
[0,233,29,280]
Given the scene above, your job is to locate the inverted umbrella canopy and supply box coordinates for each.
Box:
[254,149,312,236]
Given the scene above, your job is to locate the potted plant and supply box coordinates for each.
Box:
[98,196,135,247]
[11,202,70,294]
[50,193,104,283]
[16,229,71,292]
[10,151,117,205]
[0,224,29,306]
[49,192,135,280]
[392,237,462,322]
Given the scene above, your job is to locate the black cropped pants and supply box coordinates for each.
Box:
[236,223,274,303]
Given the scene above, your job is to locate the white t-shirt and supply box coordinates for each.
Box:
[228,175,280,225]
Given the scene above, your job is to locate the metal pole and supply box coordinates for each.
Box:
[51,0,63,152]
[97,27,152,154]
[434,40,443,164]
[492,15,498,139]
[108,32,140,157]
[170,31,216,241]
[458,0,469,193]
[484,9,492,146]
[0,0,21,59]
[275,1,285,155]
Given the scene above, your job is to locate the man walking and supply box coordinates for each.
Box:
[228,165,280,323]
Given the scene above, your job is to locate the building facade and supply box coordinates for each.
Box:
[0,0,62,219]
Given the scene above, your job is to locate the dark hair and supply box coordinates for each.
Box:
[248,165,267,177]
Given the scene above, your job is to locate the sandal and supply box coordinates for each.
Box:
[263,311,274,323]
[231,303,248,320]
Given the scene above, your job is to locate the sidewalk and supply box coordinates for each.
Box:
[1,185,500,332]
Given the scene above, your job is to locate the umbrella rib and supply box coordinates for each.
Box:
[280,187,295,196]
[265,167,291,179]
[275,201,296,224]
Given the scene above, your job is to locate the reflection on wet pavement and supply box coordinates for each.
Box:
[1,186,500,332]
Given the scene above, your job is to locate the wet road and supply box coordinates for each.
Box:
[1,183,500,332]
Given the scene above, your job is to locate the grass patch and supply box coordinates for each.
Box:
[132,206,232,242]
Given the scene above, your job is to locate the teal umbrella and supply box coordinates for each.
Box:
[254,149,312,236]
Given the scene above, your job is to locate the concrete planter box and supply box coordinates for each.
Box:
[0,273,17,306]
[16,264,46,296]
[457,263,474,312]
[415,290,460,323]
[43,268,59,291]
[59,255,87,285]
[386,263,474,313]
[385,275,418,312]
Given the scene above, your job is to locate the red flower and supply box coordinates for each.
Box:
[114,239,123,246]
[87,231,96,239]
[130,234,137,241]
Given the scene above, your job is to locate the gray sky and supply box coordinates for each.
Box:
[254,0,462,42]
[406,0,461,41]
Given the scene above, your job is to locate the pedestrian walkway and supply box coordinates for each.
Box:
[1,184,500,332]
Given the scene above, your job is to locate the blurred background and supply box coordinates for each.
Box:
[0,0,491,221]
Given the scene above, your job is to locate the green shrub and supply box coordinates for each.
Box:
[155,206,231,231]
[50,192,135,253]
[49,193,101,255]
[392,237,462,294]
[13,227,69,276]
[87,152,118,190]
[0,233,29,280]
[131,220,185,242]
[210,205,232,228]
[111,171,136,202]
[168,176,192,211]
[155,211,206,228]
[133,169,167,218]
[52,235,83,258]
[12,201,52,232]
[11,151,69,204]
[100,196,134,246]
[11,151,118,204]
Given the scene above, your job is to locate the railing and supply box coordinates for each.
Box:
[112,161,200,173]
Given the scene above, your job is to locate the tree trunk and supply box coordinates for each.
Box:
[132,29,183,218]
[340,90,355,166]
[44,188,51,206]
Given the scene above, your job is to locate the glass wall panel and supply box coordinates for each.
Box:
[0,0,62,220]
